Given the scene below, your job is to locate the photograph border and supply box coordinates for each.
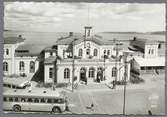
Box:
[0,0,166,117]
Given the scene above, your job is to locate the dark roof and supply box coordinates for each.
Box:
[4,37,25,44]
[44,56,57,64]
[15,44,47,57]
[44,46,57,52]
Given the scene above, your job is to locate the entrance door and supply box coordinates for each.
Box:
[80,67,86,82]
[97,67,103,82]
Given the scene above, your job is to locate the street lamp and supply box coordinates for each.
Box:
[72,38,78,92]
[122,50,133,115]
[110,39,123,89]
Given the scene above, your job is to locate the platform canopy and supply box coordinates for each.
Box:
[134,57,165,67]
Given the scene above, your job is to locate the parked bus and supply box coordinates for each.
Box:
[3,77,31,89]
[3,89,68,113]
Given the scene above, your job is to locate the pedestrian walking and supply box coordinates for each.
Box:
[112,80,116,89]
[91,103,94,111]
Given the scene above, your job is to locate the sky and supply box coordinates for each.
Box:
[4,2,166,33]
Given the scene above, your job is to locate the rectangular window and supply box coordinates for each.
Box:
[40,98,46,103]
[27,98,33,102]
[47,99,52,103]
[50,52,53,56]
[49,68,53,78]
[14,97,19,102]
[9,97,13,102]
[21,98,26,102]
[3,97,7,102]
[34,98,39,103]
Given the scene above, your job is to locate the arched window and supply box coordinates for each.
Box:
[3,62,8,71]
[78,49,83,57]
[86,49,90,55]
[19,61,25,71]
[107,50,110,55]
[93,49,98,56]
[152,49,154,54]
[104,50,106,54]
[89,67,95,78]
[112,67,117,77]
[30,61,35,73]
[50,52,53,56]
[64,68,70,79]
[6,49,9,55]
[148,49,151,54]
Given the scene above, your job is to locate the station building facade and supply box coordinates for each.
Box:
[43,27,131,84]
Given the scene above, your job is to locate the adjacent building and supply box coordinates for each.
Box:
[130,37,165,77]
[3,35,39,78]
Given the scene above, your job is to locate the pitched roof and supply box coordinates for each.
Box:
[56,34,119,46]
[4,37,25,44]
[15,44,47,57]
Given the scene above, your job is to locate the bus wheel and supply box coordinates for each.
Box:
[52,106,62,113]
[13,105,21,112]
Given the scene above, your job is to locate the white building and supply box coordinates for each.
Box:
[130,37,165,76]
[43,27,131,84]
[4,28,164,85]
[3,35,39,77]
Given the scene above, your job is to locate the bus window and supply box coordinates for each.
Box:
[57,99,64,103]
[53,99,58,103]
[34,98,39,103]
[47,99,52,103]
[27,98,33,102]
[7,84,11,88]
[14,97,19,102]
[54,99,64,104]
[41,98,46,103]
[21,98,26,102]
[3,97,7,102]
[9,97,13,102]
[12,85,16,89]
[3,84,7,87]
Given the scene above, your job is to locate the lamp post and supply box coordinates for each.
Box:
[122,50,133,115]
[112,39,122,89]
[72,38,78,92]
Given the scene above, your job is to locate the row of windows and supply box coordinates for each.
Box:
[78,49,98,57]
[148,49,154,55]
[78,49,112,57]
[3,61,35,73]
[104,49,111,55]
[3,97,64,104]
[63,67,117,79]
[49,68,53,78]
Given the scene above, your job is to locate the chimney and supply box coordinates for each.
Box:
[69,32,73,37]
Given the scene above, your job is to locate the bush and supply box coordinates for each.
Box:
[130,75,144,84]
[56,83,69,88]
[115,80,127,85]
[44,83,53,88]
[36,82,53,88]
